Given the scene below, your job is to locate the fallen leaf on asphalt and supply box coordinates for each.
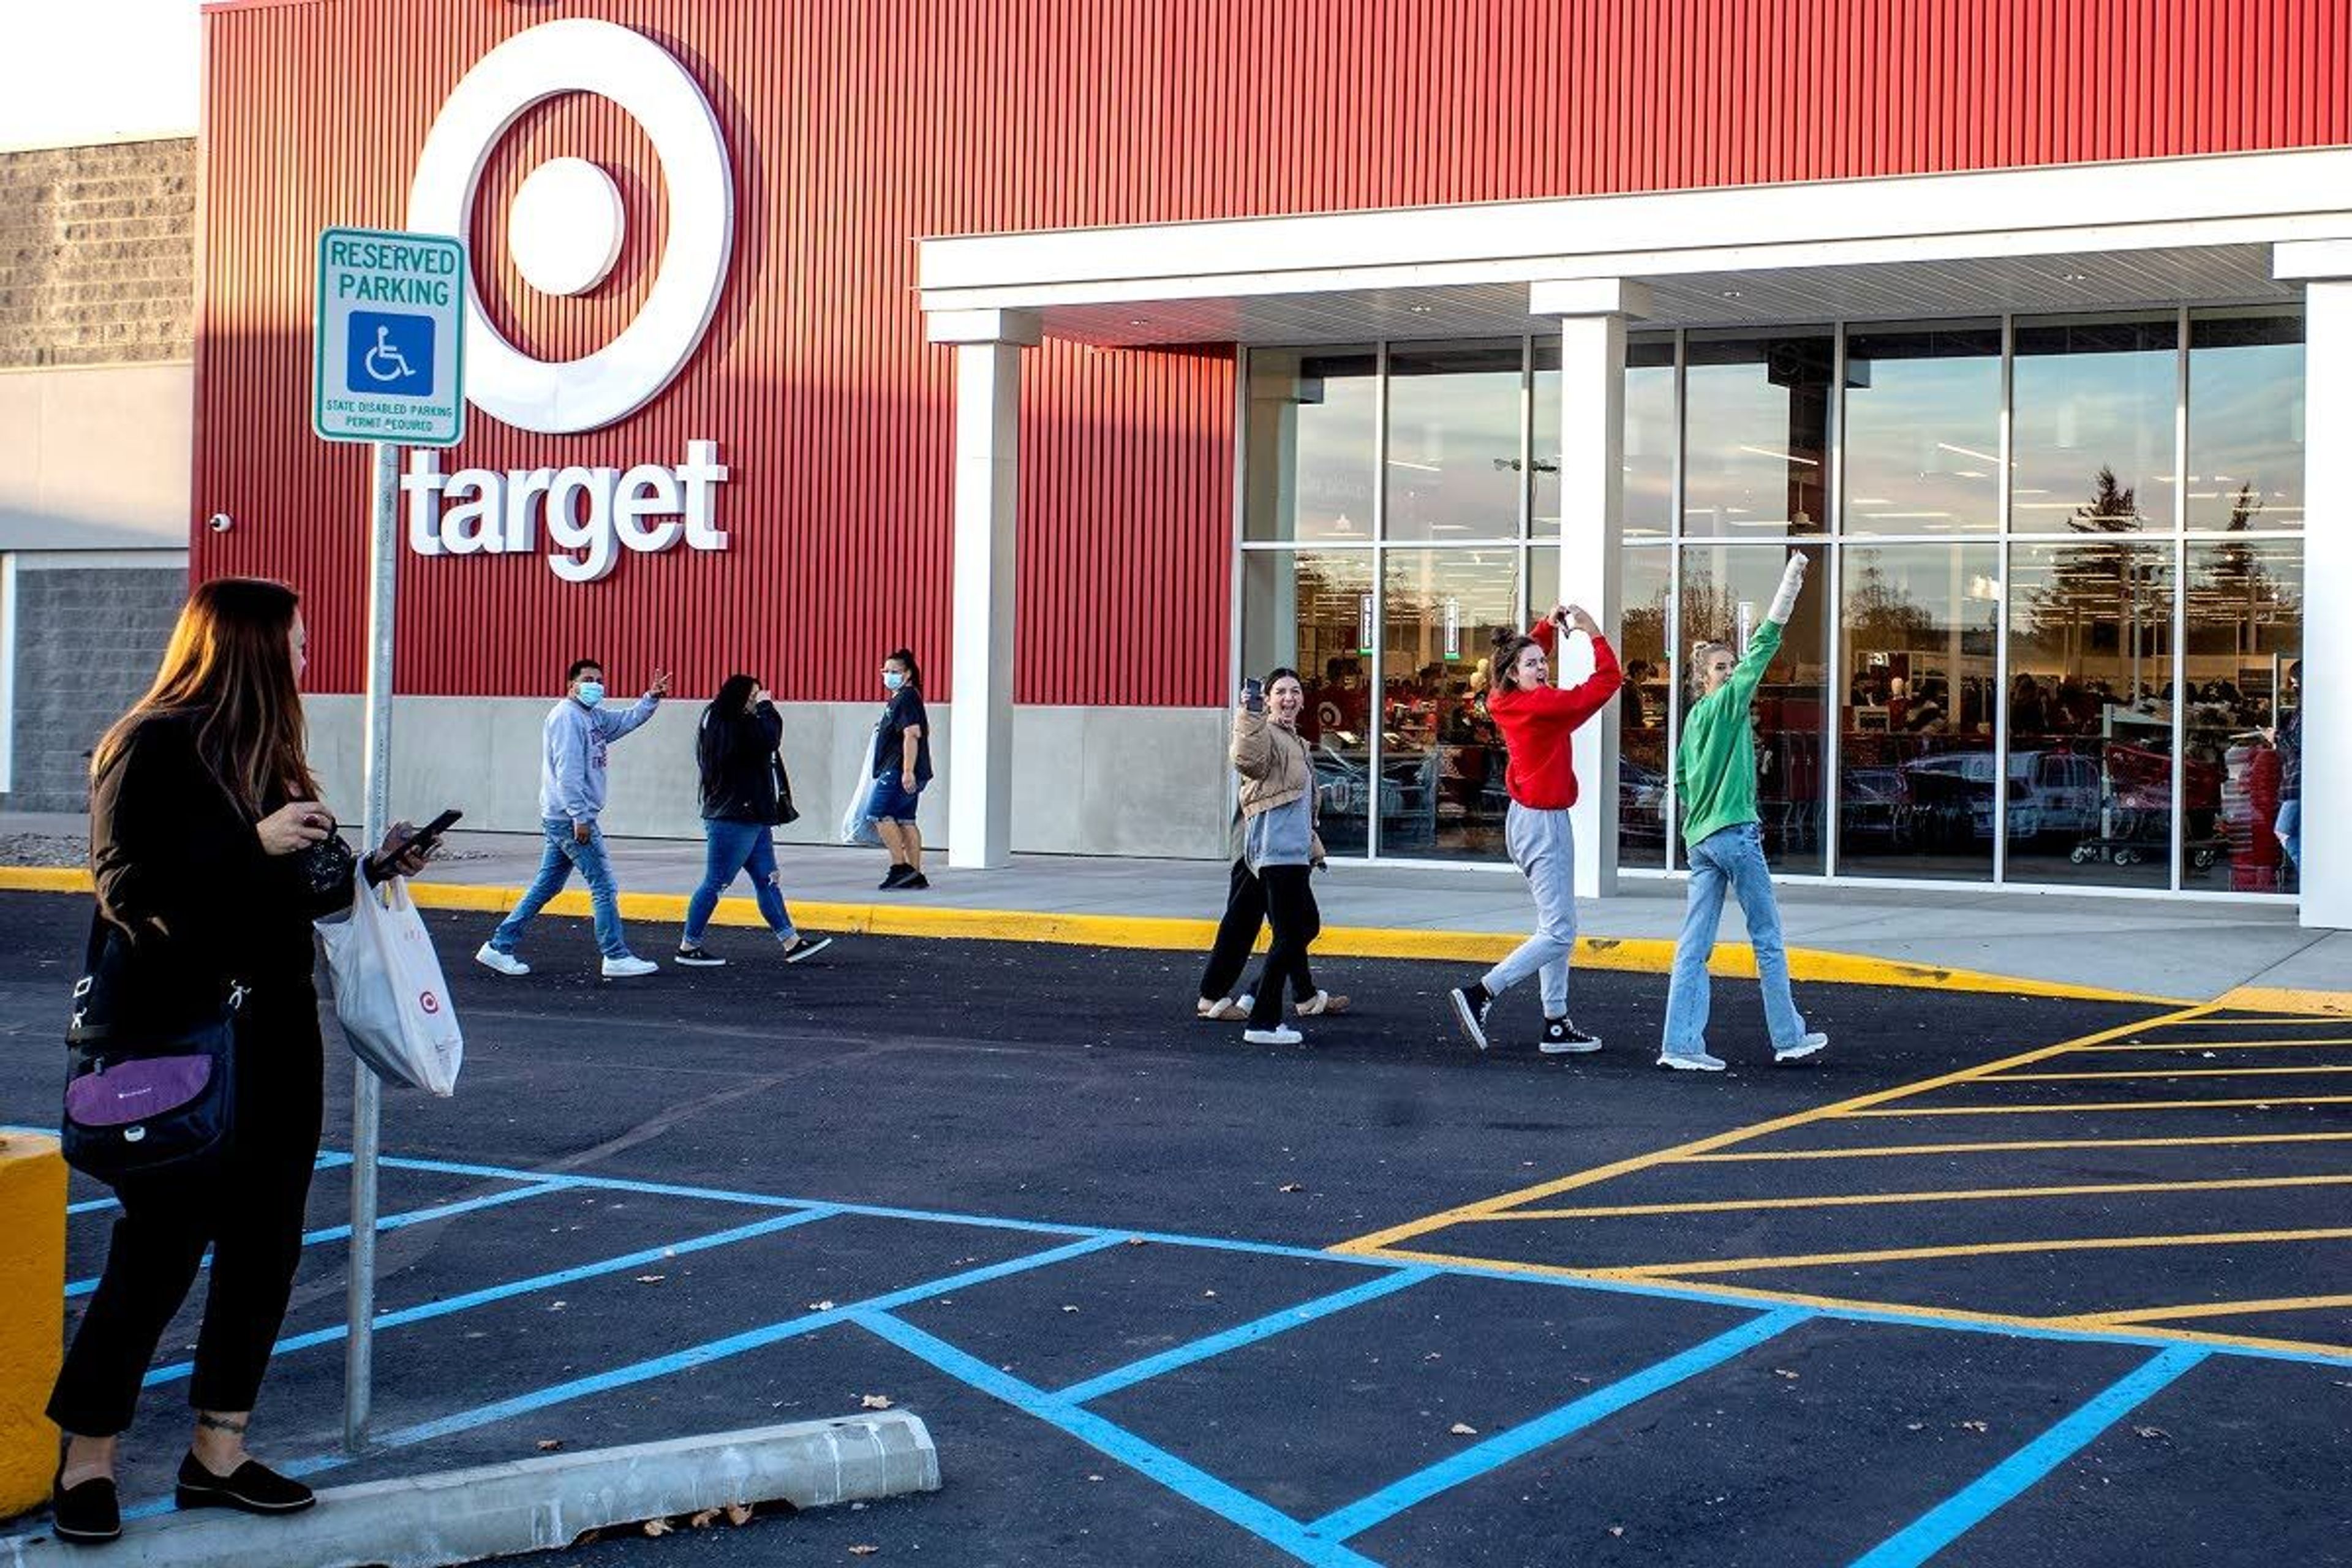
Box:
[1450,1422,1479,1436]
[809,1300,837,1311]
[548,1300,568,1311]
[1960,1420,1989,1433]
[1125,1237,1148,1247]
[1279,1183,1305,1193]
[1904,1422,1925,1432]
[725,1504,753,1526]
[1773,1369,1800,1380]
[1608,1526,1625,1538]
[1061,1305,1080,1313]
[1203,1290,1218,1299]
[688,1510,720,1529]
[643,1519,672,1538]
[635,1274,666,1284]
[2133,1425,2170,1441]
[1086,1474,1105,1483]
[850,1547,880,1558]
[535,1439,564,1452]
[861,1394,894,1410]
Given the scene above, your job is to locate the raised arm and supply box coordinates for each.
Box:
[1726,553,1806,704]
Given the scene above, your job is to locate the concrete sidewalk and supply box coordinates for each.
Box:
[2,813,2344,1006]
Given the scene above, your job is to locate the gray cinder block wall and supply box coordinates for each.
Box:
[6,566,187,812]
[0,138,195,370]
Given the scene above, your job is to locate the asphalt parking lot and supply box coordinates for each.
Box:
[1,888,2346,1566]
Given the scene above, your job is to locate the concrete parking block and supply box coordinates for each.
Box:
[0,1412,937,1567]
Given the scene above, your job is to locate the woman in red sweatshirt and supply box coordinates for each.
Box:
[1447,603,1621,1053]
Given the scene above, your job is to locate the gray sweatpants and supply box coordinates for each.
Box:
[1481,802,1576,1017]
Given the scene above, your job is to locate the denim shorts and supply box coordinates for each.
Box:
[865,771,924,823]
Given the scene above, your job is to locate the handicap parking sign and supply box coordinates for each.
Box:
[314,227,466,446]
[347,311,435,398]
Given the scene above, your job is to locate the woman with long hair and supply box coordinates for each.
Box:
[1446,603,1620,1054]
[868,648,932,889]
[1227,668,1330,1045]
[50,578,424,1544]
[674,673,834,967]
[1658,551,1829,1071]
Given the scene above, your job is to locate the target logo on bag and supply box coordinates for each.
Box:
[420,992,442,1016]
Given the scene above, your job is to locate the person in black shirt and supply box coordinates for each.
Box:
[49,578,425,1545]
[869,647,933,889]
[674,673,834,967]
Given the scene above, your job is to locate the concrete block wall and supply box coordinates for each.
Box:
[5,566,186,812]
[0,138,196,369]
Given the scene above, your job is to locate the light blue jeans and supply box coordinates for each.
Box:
[2276,799,2301,869]
[684,818,794,943]
[1662,822,1808,1057]
[491,818,630,960]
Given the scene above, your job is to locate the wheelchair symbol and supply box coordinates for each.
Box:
[363,325,415,383]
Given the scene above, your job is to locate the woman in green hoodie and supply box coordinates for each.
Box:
[1659,550,1829,1072]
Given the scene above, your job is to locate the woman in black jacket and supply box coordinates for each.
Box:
[50,578,424,1545]
[674,673,833,967]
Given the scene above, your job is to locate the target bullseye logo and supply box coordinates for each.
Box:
[406,18,734,434]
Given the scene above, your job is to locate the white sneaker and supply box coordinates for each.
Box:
[1242,1024,1303,1046]
[475,943,529,977]
[601,954,659,979]
[1656,1049,1727,1072]
[1774,1032,1830,1063]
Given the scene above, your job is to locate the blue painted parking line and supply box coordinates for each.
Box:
[1058,1267,1438,1406]
[141,1205,845,1388]
[64,1177,573,1297]
[1309,1306,1813,1542]
[1845,1344,2211,1568]
[271,1232,1127,1477]
[380,1155,820,1212]
[858,1310,1387,1568]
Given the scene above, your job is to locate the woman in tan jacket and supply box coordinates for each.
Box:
[1214,669,1332,1046]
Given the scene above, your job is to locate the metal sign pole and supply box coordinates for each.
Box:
[345,437,399,1452]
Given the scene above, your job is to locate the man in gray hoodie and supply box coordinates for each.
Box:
[477,657,670,978]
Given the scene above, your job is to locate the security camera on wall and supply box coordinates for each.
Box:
[206,513,233,534]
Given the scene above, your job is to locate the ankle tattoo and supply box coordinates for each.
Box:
[195,1414,247,1435]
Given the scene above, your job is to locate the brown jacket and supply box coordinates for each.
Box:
[1231,707,1325,863]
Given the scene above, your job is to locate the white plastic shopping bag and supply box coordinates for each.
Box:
[838,787,881,848]
[318,876,464,1096]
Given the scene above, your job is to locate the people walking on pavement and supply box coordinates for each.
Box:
[477,657,669,979]
[2271,658,2302,876]
[1447,603,1621,1054]
[1226,669,1335,1046]
[51,578,430,1544]
[869,647,933,890]
[674,674,835,968]
[1199,670,1346,1023]
[1657,550,1830,1071]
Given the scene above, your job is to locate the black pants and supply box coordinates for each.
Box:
[1246,865,1321,1028]
[1200,856,1317,1005]
[50,987,325,1437]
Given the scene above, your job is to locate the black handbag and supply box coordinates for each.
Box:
[771,752,801,826]
[60,915,240,1185]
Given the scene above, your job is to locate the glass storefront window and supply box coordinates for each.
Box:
[1532,334,1675,540]
[2011,314,2177,533]
[1837,545,2001,881]
[1240,550,1374,858]
[1841,322,2002,536]
[1678,543,1829,873]
[1533,545,1673,867]
[1682,330,1831,540]
[2185,539,2302,893]
[2187,309,2304,532]
[1242,348,1377,543]
[2005,542,2175,888]
[1380,549,1520,858]
[1385,344,1525,543]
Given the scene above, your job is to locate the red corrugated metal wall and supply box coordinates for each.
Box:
[193,0,2351,703]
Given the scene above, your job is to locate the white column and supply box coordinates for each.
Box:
[2276,243,2352,930]
[925,307,1042,870]
[1532,278,1653,899]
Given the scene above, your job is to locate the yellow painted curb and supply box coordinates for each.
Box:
[0,1133,65,1517]
[0,864,2181,1004]
[2214,986,2352,1018]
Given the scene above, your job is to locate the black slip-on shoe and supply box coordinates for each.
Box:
[780,935,834,964]
[175,1453,315,1516]
[51,1472,121,1545]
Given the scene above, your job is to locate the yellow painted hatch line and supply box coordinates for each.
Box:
[2056,1294,2352,1329]
[1985,1064,2352,1081]
[2213,986,2352,1017]
[1587,1226,2352,1280]
[1844,1094,2352,1116]
[1357,1246,2352,1363]
[2072,1038,2352,1052]
[0,865,2190,1005]
[1676,1130,2352,1162]
[1334,1003,2214,1254]
[1470,1172,2352,1221]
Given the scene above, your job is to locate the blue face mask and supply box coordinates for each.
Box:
[575,680,606,709]
[882,671,905,693]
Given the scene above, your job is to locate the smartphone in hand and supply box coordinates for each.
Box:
[1240,677,1265,713]
[366,807,462,883]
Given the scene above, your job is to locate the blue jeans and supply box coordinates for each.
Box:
[684,818,794,943]
[491,818,630,960]
[1662,822,1807,1057]
[865,770,923,823]
[2276,799,2301,869]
